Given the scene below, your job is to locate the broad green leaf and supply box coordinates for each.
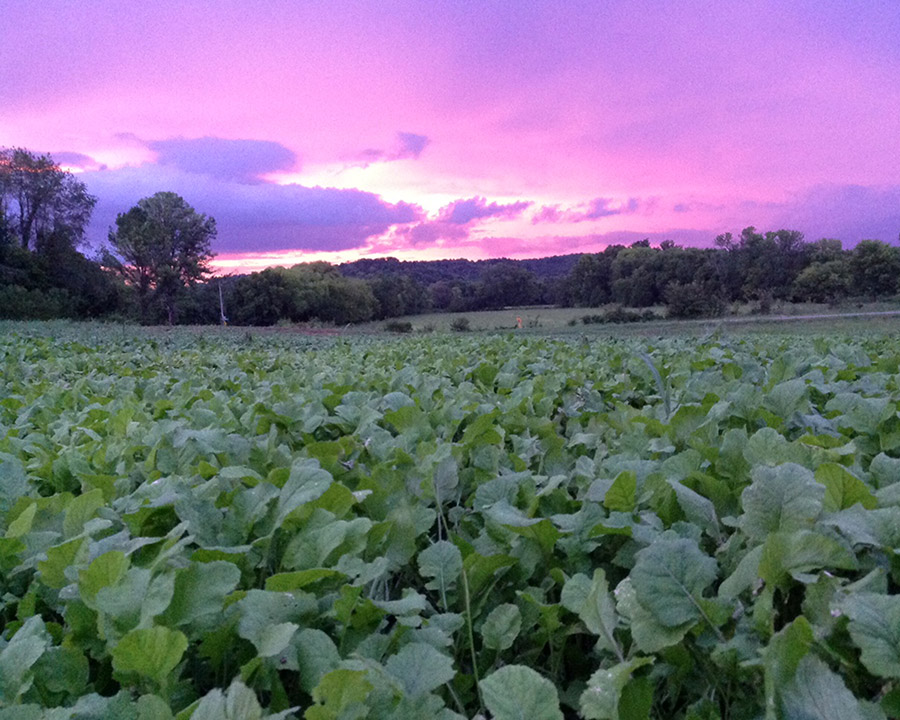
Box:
[759,530,857,587]
[38,537,88,588]
[265,568,344,591]
[579,657,653,720]
[33,645,90,697]
[839,593,900,678]
[481,665,563,720]
[161,561,241,627]
[0,616,50,703]
[295,629,341,693]
[237,589,316,655]
[740,463,824,541]
[0,453,28,517]
[418,540,463,598]
[604,471,636,512]
[111,626,188,687]
[762,616,814,717]
[615,578,693,653]
[5,501,36,539]
[78,550,130,610]
[306,668,373,720]
[385,642,455,696]
[190,679,270,720]
[630,537,718,627]
[274,459,333,527]
[63,488,105,539]
[481,603,522,651]
[137,694,175,720]
[780,655,865,720]
[816,463,877,512]
[561,570,620,656]
[668,479,720,540]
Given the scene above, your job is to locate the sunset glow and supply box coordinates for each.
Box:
[2,0,898,270]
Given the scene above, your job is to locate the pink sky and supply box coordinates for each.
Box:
[2,0,899,273]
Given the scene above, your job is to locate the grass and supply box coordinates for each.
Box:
[4,298,899,342]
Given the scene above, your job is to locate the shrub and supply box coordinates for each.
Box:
[384,320,413,333]
[450,317,471,332]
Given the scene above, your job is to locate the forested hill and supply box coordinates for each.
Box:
[338,254,581,283]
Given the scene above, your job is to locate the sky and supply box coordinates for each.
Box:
[2,0,899,273]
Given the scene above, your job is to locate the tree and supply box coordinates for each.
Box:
[0,147,96,252]
[106,192,216,323]
[849,240,900,299]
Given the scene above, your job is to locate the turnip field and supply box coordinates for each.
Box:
[1,326,900,719]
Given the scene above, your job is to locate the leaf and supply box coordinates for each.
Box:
[630,537,718,627]
[274,459,333,527]
[816,463,877,512]
[306,668,373,720]
[615,577,693,653]
[136,694,175,720]
[762,616,814,716]
[561,570,620,657]
[579,658,653,720]
[759,530,857,587]
[385,642,455,696]
[161,561,242,628]
[78,550,130,610]
[481,603,522,651]
[191,679,267,720]
[667,479,720,540]
[418,540,463,595]
[237,590,315,657]
[0,616,50,703]
[839,593,900,678]
[63,488,105,538]
[481,665,563,720]
[604,471,636,512]
[780,655,865,720]
[295,629,341,693]
[111,626,188,687]
[740,463,824,541]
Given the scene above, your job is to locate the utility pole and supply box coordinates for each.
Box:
[218,282,228,326]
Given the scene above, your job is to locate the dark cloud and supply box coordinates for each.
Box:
[81,163,422,253]
[395,132,430,159]
[394,221,470,247]
[52,151,107,171]
[530,197,641,224]
[583,197,639,220]
[439,196,531,225]
[148,137,298,184]
[350,131,431,167]
[726,184,900,246]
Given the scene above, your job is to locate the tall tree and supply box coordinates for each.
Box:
[0,147,96,251]
[106,191,216,324]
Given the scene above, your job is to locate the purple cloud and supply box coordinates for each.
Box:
[439,196,531,225]
[148,137,298,184]
[52,151,107,171]
[396,132,430,159]
[81,163,422,253]
[351,131,431,166]
[530,197,641,224]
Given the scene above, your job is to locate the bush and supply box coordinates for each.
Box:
[384,320,413,333]
[450,317,471,332]
[664,282,725,319]
[581,306,649,324]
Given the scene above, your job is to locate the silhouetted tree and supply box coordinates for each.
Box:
[106,192,216,324]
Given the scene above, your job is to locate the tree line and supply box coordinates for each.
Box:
[2,147,899,325]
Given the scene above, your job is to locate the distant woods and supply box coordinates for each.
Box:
[2,147,900,324]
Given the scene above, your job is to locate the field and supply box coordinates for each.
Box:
[1,322,900,719]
